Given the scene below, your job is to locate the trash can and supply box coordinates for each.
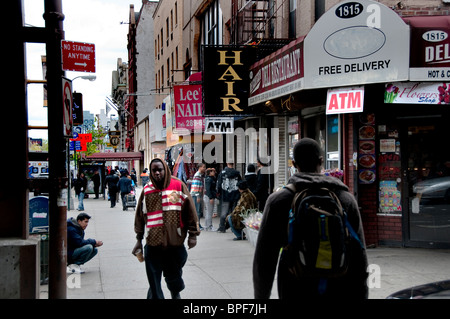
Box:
[29,196,49,284]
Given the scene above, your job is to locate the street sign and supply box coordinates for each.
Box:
[61,40,96,73]
[62,77,73,137]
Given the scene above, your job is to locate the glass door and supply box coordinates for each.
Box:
[404,117,450,244]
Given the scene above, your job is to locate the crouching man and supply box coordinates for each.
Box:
[67,212,103,274]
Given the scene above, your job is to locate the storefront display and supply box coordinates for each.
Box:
[358,113,376,184]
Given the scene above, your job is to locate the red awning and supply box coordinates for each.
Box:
[402,16,450,29]
[85,152,143,161]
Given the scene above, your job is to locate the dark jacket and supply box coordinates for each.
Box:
[253,172,368,299]
[105,173,119,191]
[205,175,217,199]
[67,217,96,263]
[117,176,132,194]
[244,173,258,194]
[217,167,242,202]
[73,176,87,195]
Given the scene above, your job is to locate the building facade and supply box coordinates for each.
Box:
[134,0,450,248]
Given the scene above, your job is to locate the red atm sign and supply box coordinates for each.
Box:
[326,86,364,115]
[61,40,96,73]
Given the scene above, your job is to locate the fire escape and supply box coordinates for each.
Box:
[231,0,291,60]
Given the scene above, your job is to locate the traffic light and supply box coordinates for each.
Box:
[73,92,83,126]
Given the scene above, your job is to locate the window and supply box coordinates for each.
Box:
[161,66,164,89]
[289,0,296,39]
[326,115,340,169]
[175,2,178,27]
[202,0,222,45]
[167,58,170,87]
[166,18,169,46]
[160,29,163,55]
[170,10,174,40]
[171,52,174,83]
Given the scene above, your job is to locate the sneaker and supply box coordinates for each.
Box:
[67,264,85,274]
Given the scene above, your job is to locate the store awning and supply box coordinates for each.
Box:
[85,152,143,162]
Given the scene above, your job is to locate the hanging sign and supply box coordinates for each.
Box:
[326,86,364,114]
[173,84,204,132]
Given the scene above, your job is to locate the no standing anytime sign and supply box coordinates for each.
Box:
[61,40,96,73]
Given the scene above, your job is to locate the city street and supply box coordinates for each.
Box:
[38,187,450,299]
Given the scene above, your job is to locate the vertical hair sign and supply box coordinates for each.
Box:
[203,46,253,115]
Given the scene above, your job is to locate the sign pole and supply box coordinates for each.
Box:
[44,0,67,299]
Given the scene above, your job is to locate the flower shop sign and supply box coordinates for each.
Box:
[384,82,450,104]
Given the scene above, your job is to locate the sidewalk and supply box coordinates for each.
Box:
[40,187,450,299]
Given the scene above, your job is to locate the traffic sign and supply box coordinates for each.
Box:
[61,40,96,73]
[62,77,73,137]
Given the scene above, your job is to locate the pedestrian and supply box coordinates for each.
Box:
[130,168,138,186]
[140,168,150,187]
[105,170,119,208]
[227,180,257,241]
[204,168,217,231]
[117,170,133,211]
[244,164,257,194]
[92,170,101,199]
[254,159,270,211]
[190,163,206,230]
[67,212,103,274]
[216,163,242,233]
[133,158,200,299]
[73,172,87,211]
[253,138,368,299]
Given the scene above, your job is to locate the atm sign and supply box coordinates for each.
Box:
[326,86,364,115]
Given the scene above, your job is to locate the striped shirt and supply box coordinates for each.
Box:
[190,171,204,196]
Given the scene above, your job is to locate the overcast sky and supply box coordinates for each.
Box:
[24,0,142,139]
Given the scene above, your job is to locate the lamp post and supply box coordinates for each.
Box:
[67,75,97,210]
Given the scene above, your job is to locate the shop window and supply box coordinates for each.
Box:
[326,115,340,169]
[288,116,300,177]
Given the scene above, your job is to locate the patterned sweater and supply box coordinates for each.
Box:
[135,160,200,248]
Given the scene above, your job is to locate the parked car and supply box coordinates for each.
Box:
[387,280,450,299]
[413,176,450,202]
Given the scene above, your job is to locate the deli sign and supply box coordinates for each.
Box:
[326,87,364,114]
[406,16,450,81]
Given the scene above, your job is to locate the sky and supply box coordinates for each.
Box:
[24,0,143,139]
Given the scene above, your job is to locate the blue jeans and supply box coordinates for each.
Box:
[144,245,188,299]
[71,244,98,265]
[192,195,203,228]
[78,192,85,210]
[228,215,243,239]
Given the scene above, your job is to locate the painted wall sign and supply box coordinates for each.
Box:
[248,37,304,106]
[304,0,409,89]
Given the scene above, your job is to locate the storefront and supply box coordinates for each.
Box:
[245,0,450,247]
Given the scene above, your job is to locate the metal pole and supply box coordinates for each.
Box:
[44,0,67,299]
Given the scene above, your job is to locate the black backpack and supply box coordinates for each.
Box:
[282,184,363,285]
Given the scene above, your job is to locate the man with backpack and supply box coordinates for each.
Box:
[253,138,368,299]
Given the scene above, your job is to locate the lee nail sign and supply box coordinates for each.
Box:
[173,84,204,132]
